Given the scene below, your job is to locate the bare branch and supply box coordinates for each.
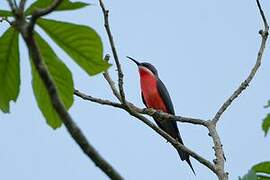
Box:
[207,124,228,179]
[98,0,126,103]
[74,89,123,108]
[212,0,269,125]
[256,0,269,31]
[103,71,121,100]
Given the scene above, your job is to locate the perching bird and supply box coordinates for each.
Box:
[127,56,195,174]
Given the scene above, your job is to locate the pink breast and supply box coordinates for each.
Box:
[139,68,168,112]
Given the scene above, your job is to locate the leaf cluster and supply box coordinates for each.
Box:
[240,162,270,180]
[0,0,110,128]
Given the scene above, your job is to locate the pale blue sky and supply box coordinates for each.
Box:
[1,0,270,179]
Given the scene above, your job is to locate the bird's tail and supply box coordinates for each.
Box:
[177,149,196,175]
[186,156,196,175]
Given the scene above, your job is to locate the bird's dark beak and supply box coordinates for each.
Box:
[127,56,141,66]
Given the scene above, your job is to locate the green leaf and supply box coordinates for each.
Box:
[26,0,89,15]
[240,170,258,180]
[0,27,20,113]
[262,114,270,136]
[253,162,270,175]
[0,10,13,17]
[31,33,74,129]
[37,18,110,76]
[257,175,270,180]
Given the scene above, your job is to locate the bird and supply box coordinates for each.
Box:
[127,56,195,174]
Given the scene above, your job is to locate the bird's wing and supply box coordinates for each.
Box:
[156,78,175,115]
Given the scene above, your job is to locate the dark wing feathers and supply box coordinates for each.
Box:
[155,78,180,139]
[141,92,147,107]
[156,78,175,115]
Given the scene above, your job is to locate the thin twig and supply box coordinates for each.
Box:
[212,0,269,125]
[98,0,126,103]
[103,71,121,100]
[102,54,121,101]
[256,0,269,31]
[74,89,123,108]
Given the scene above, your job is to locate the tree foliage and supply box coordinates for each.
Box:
[0,0,110,128]
[240,162,270,180]
[0,28,19,113]
[262,101,270,136]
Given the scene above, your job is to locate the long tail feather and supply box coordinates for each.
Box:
[186,157,196,175]
[177,149,196,175]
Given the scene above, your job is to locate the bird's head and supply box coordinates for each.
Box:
[127,56,158,77]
